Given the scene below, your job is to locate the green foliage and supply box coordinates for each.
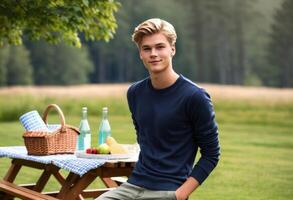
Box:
[87,0,151,83]
[0,0,120,47]
[29,41,94,85]
[0,45,33,86]
[0,0,288,87]
[267,0,293,87]
[6,45,33,85]
[0,47,9,85]
[85,0,285,86]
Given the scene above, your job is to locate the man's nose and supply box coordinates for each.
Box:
[150,48,158,56]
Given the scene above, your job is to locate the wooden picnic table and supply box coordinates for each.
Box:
[0,146,137,200]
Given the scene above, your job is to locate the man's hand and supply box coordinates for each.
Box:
[175,190,189,200]
[175,177,200,200]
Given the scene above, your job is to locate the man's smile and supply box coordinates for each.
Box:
[149,60,161,64]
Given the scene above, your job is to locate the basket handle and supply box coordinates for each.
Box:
[42,104,66,132]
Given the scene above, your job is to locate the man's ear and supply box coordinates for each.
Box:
[171,46,176,56]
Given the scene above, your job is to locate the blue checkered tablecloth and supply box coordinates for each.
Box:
[0,146,106,176]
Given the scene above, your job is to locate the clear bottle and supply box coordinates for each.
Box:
[77,107,91,150]
[98,107,111,145]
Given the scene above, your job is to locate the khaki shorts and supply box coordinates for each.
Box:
[96,182,177,200]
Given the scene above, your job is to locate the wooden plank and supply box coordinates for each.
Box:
[13,159,48,170]
[4,161,22,182]
[56,172,80,199]
[111,177,127,185]
[119,162,126,167]
[43,191,81,199]
[104,160,136,168]
[52,171,65,185]
[33,169,52,192]
[42,188,113,199]
[101,166,133,177]
[101,177,119,188]
[2,160,23,200]
[80,188,114,198]
[1,157,135,200]
[33,165,62,193]
[103,162,118,168]
[0,180,58,200]
[57,170,98,200]
[20,183,36,189]
[2,159,62,200]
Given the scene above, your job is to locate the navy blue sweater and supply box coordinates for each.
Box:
[127,75,220,191]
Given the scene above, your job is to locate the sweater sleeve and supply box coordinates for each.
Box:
[127,84,140,143]
[188,89,220,184]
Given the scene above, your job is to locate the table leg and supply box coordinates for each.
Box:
[33,165,61,192]
[57,170,99,200]
[1,159,66,200]
[52,170,65,185]
[4,160,22,182]
[1,160,22,200]
[56,172,80,199]
[101,177,119,188]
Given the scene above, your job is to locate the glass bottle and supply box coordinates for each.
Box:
[77,107,91,150]
[98,107,111,145]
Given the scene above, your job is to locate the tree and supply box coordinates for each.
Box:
[4,45,33,85]
[0,47,9,85]
[87,0,152,83]
[87,0,191,83]
[268,0,293,87]
[183,0,258,85]
[28,41,93,85]
[0,0,120,47]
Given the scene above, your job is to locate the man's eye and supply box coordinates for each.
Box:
[157,46,165,49]
[143,48,151,51]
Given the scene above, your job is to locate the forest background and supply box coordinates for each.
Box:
[0,1,293,199]
[1,0,292,88]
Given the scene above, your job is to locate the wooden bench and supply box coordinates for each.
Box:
[0,180,58,200]
[111,177,127,185]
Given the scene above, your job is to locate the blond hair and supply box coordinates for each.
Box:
[132,18,177,47]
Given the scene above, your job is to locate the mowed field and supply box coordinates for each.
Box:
[0,84,293,200]
[1,83,293,101]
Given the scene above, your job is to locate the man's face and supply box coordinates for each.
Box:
[139,33,175,75]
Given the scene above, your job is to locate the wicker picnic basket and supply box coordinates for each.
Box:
[23,104,80,155]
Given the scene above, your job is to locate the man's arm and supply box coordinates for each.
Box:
[181,89,220,199]
[175,177,200,200]
[189,89,220,184]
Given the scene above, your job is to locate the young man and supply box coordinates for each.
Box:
[96,18,220,200]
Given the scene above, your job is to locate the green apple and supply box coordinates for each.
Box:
[98,143,110,154]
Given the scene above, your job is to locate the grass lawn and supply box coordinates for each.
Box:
[0,97,292,200]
